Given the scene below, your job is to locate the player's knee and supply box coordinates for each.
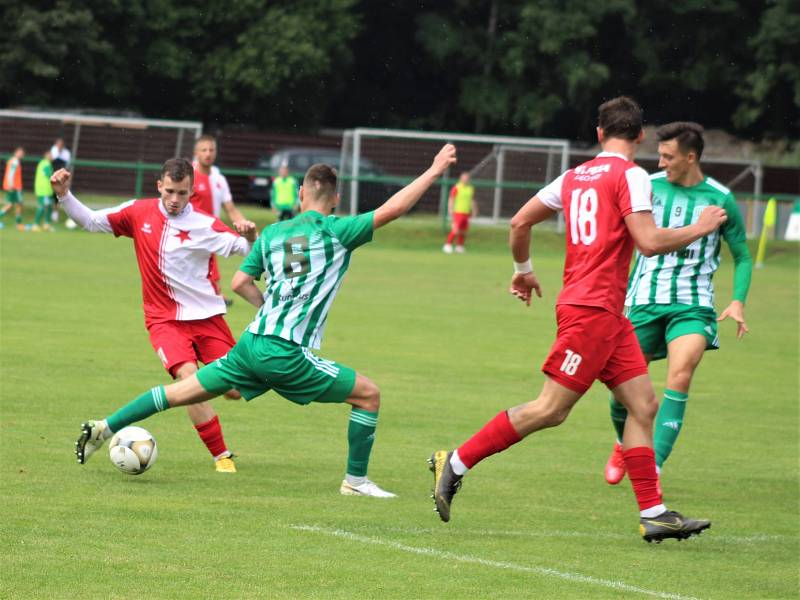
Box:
[525,401,571,429]
[639,389,659,422]
[668,368,693,393]
[543,404,571,427]
[360,379,381,412]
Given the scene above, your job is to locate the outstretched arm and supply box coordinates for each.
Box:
[222,200,246,225]
[624,207,728,257]
[50,168,118,233]
[372,144,457,229]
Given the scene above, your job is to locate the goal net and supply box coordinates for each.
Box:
[0,109,202,197]
[338,128,570,225]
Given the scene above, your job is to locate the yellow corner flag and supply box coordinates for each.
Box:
[755,198,777,268]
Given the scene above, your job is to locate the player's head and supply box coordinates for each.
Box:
[194,134,217,168]
[459,171,471,184]
[53,138,64,149]
[14,146,24,158]
[279,163,289,177]
[299,164,339,213]
[157,157,194,216]
[656,121,705,184]
[597,96,644,145]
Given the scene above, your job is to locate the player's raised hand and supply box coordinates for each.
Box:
[50,168,72,198]
[696,205,727,235]
[509,272,542,306]
[431,144,457,177]
[717,299,749,339]
[234,219,258,242]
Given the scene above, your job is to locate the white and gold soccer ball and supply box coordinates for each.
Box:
[108,426,158,475]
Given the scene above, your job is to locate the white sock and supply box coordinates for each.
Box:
[449,449,468,475]
[99,420,113,440]
[346,474,366,486]
[640,504,667,518]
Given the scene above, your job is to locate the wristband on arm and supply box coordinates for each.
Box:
[514,259,533,274]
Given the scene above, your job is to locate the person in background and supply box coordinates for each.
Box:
[32,150,54,232]
[1,147,25,231]
[443,171,477,254]
[50,138,71,223]
[271,163,299,221]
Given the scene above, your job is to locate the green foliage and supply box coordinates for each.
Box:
[413,0,638,133]
[1,0,797,138]
[0,0,359,128]
[734,0,800,134]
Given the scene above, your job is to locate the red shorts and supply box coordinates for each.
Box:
[451,212,470,232]
[147,314,236,378]
[541,305,648,394]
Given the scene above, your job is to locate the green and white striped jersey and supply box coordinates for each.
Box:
[239,209,375,349]
[626,173,747,308]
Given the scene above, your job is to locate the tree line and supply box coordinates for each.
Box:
[2,0,797,142]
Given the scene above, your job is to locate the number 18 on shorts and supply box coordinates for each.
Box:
[542,305,648,394]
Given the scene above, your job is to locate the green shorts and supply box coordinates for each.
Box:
[5,190,22,204]
[627,304,719,361]
[196,332,356,405]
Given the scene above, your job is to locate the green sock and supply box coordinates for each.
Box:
[15,213,22,224]
[609,394,628,443]
[654,389,688,467]
[106,386,169,433]
[346,408,378,477]
[35,199,44,225]
[43,200,52,224]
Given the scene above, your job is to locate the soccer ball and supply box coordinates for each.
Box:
[108,426,158,475]
[64,218,77,230]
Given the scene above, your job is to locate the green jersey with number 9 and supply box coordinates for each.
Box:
[238,210,375,349]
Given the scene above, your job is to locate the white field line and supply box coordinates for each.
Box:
[340,525,788,545]
[290,524,702,600]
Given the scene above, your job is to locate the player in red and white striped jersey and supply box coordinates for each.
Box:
[52,158,257,473]
[192,134,247,306]
[431,97,727,543]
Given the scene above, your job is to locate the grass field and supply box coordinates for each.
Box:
[2,202,798,599]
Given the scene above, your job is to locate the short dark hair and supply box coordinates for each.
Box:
[195,134,216,146]
[656,121,705,159]
[161,157,194,183]
[303,164,337,200]
[597,96,643,141]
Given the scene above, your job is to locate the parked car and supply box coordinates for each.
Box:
[247,147,400,211]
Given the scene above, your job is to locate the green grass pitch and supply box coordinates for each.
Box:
[1,202,798,599]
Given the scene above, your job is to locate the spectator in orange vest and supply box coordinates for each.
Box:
[1,147,25,231]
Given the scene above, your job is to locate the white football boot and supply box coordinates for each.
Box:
[339,479,397,498]
[75,420,108,464]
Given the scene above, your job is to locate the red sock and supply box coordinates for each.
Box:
[456,234,465,245]
[457,410,522,469]
[194,415,229,459]
[623,446,662,510]
[446,231,456,244]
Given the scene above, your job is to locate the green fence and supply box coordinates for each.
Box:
[2,154,798,239]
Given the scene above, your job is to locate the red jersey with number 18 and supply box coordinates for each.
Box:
[537,152,652,314]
